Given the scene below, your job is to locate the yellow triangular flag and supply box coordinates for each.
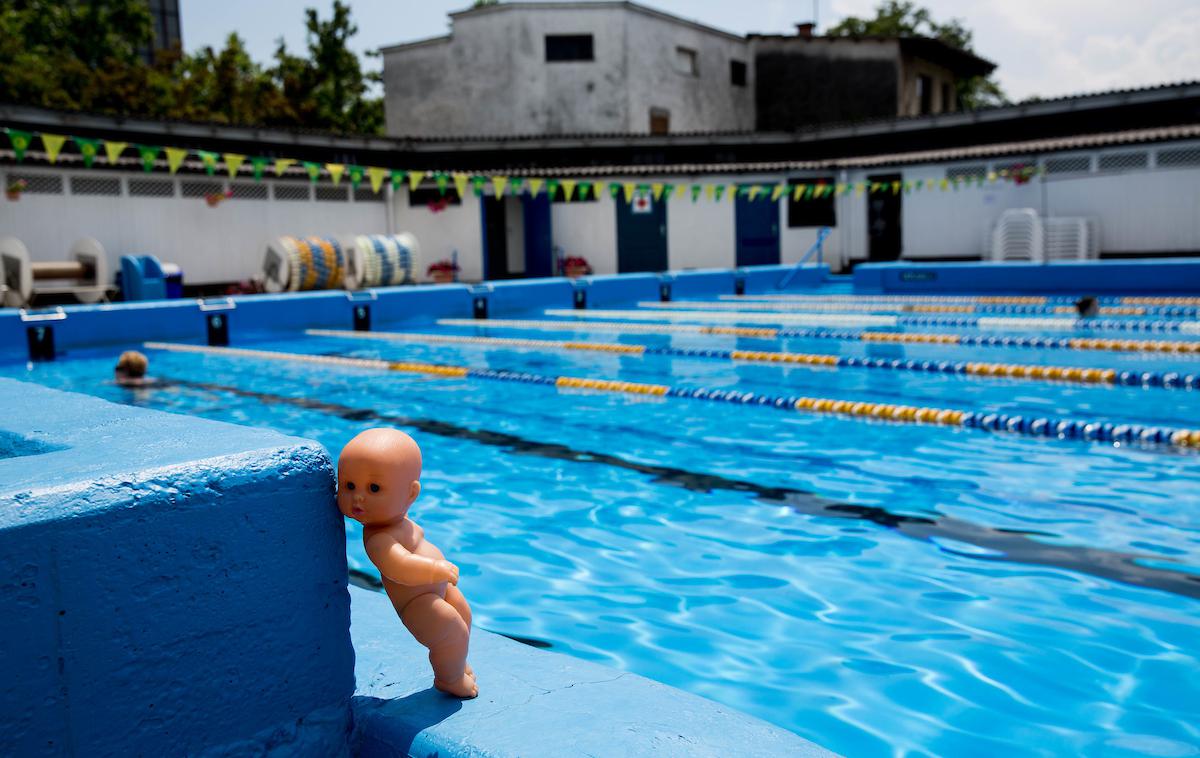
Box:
[275,158,296,177]
[939,178,950,191]
[528,178,544,198]
[561,179,577,201]
[792,185,804,201]
[925,178,936,190]
[675,184,687,199]
[41,133,67,163]
[770,184,786,201]
[325,163,345,185]
[747,185,761,201]
[650,183,665,201]
[164,147,188,174]
[103,141,127,165]
[987,171,998,183]
[706,184,717,200]
[491,176,509,198]
[368,167,388,194]
[835,183,847,196]
[623,183,636,204]
[407,170,426,191]
[452,172,469,198]
[728,184,738,201]
[856,183,866,196]
[223,153,245,178]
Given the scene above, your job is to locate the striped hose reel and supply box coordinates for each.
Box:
[262,236,345,292]
[142,340,1200,451]
[345,233,419,289]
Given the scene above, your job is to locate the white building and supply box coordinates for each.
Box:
[381,1,755,136]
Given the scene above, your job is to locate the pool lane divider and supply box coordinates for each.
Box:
[305,329,1196,390]
[142,341,1200,450]
[622,304,1200,334]
[686,300,1194,317]
[721,294,1200,308]
[436,318,1200,358]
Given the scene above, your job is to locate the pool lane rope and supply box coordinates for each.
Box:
[436,318,1200,357]
[721,294,1200,308]
[142,341,1200,450]
[306,329,1196,390]
[675,300,1191,317]
[544,308,1200,335]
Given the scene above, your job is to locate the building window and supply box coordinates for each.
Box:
[545,34,594,62]
[649,107,671,135]
[730,59,747,86]
[918,75,933,115]
[787,178,836,228]
[675,46,698,76]
[409,186,463,206]
[940,82,952,113]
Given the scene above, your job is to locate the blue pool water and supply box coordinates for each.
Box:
[5,294,1200,756]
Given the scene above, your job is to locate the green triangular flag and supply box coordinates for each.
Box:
[73,137,101,168]
[390,170,406,190]
[691,184,702,202]
[303,161,321,183]
[250,157,270,182]
[472,176,486,196]
[609,183,621,198]
[6,129,33,161]
[435,173,448,196]
[136,144,160,172]
[197,150,219,176]
[349,165,365,189]
[713,185,726,202]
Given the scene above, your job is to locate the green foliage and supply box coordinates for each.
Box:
[825,0,1008,109]
[0,0,385,134]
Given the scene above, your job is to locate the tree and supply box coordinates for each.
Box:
[0,0,385,133]
[825,1,1008,109]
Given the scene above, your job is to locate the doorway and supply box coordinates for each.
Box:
[616,188,667,273]
[482,194,553,280]
[867,173,902,261]
[735,188,780,266]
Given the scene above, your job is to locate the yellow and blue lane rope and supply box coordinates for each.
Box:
[668,300,1179,317]
[723,294,1200,310]
[546,307,1200,335]
[142,341,1200,450]
[306,329,1194,390]
[437,317,1200,358]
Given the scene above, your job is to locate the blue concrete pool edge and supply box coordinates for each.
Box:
[0,377,833,757]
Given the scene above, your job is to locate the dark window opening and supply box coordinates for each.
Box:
[409,186,462,206]
[787,178,836,228]
[546,34,594,62]
[730,59,747,86]
[918,75,933,115]
[940,82,952,113]
[649,108,670,135]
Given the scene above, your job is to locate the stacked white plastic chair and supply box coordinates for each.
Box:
[1043,218,1098,261]
[990,208,1044,262]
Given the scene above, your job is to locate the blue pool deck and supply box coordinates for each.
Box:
[0,375,831,757]
[3,257,1200,755]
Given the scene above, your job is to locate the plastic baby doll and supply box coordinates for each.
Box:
[337,428,477,698]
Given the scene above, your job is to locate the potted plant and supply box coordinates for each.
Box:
[427,259,459,284]
[205,189,233,207]
[562,255,592,278]
[6,178,27,201]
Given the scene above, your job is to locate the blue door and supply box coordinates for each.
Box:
[522,193,553,277]
[735,189,780,266]
[616,189,668,273]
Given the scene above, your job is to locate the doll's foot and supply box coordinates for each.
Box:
[435,674,479,699]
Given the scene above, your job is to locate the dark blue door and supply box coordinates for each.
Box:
[736,189,780,266]
[616,189,667,273]
[522,193,553,277]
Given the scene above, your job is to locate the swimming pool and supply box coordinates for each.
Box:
[6,289,1199,756]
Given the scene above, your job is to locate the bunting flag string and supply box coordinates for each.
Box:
[0,124,1046,206]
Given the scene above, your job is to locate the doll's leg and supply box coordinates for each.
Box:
[401,593,477,698]
[444,585,475,680]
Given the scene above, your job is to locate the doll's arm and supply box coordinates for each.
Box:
[365,532,459,586]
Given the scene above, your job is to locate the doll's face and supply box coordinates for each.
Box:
[338,456,419,525]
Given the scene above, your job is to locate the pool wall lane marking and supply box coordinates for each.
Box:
[142,341,1200,450]
[145,375,1200,601]
[306,329,1197,390]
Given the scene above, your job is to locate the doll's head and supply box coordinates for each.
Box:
[337,428,422,525]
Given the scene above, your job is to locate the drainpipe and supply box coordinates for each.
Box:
[385,182,396,235]
[838,168,849,271]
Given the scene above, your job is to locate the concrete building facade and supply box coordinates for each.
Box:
[382,2,754,137]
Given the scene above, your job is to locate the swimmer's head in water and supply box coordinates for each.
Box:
[116,350,148,378]
[337,428,423,525]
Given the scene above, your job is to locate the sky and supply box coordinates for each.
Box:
[181,0,1200,102]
